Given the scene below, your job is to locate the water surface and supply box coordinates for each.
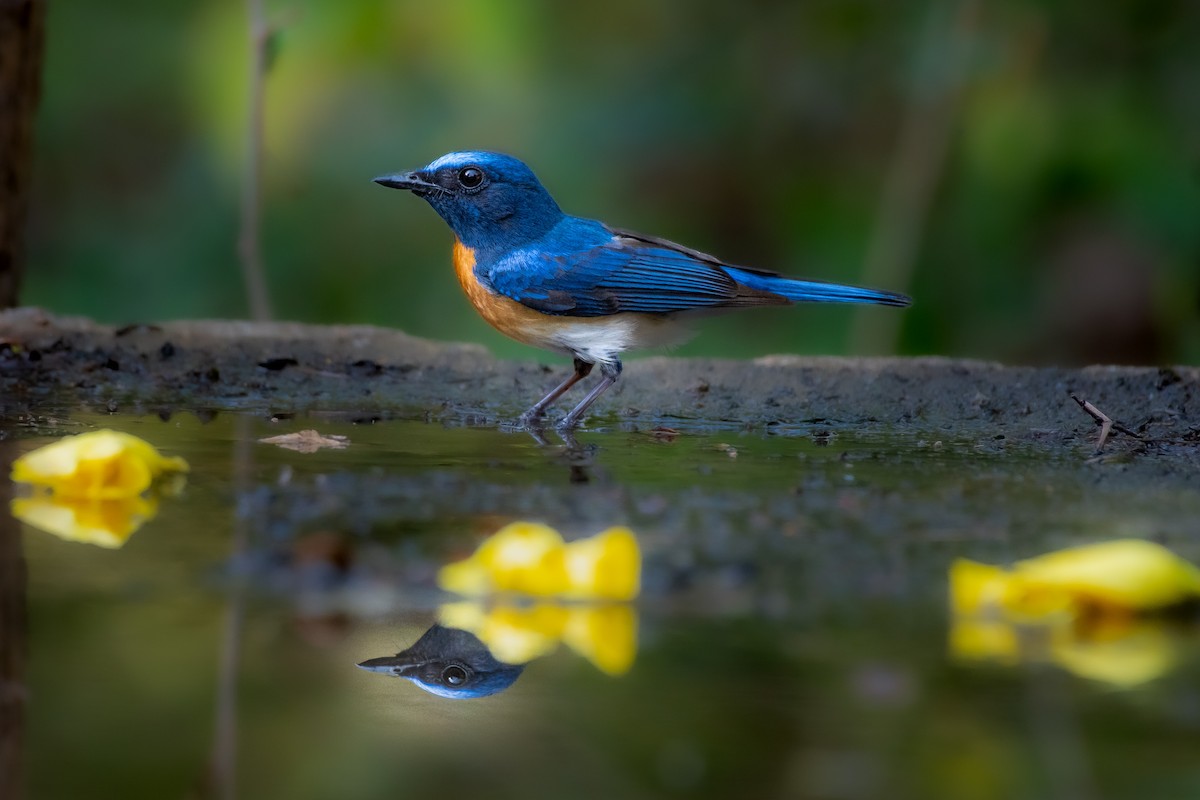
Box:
[6,410,1200,799]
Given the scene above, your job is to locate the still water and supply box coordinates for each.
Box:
[5,410,1200,799]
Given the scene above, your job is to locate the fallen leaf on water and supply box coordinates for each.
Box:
[258,430,350,453]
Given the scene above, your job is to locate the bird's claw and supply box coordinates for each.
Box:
[517,408,546,428]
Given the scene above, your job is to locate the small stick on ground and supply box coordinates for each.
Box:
[1070,394,1142,454]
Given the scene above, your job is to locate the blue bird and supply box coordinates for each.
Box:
[375,151,910,429]
[357,624,525,699]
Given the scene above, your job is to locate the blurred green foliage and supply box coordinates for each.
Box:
[25,0,1200,364]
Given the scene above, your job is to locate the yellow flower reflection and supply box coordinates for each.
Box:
[439,600,566,665]
[562,603,638,676]
[10,430,188,548]
[949,539,1200,688]
[11,429,189,499]
[439,600,638,676]
[1051,617,1180,689]
[10,494,159,549]
[438,522,641,601]
[949,615,1180,689]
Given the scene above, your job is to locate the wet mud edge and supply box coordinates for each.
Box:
[1,308,1196,453]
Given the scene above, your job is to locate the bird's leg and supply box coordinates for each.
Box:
[557,359,621,430]
[519,358,594,426]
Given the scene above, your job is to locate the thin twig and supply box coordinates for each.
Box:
[238,0,273,322]
[1070,393,1142,454]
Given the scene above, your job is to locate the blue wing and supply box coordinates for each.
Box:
[484,225,788,317]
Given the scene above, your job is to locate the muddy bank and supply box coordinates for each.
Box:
[1,307,1196,451]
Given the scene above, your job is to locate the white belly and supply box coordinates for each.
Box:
[527,313,693,365]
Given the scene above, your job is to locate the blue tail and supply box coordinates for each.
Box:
[725,267,911,308]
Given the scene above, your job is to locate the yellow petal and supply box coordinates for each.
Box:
[563,526,641,601]
[1015,539,1200,611]
[562,604,639,676]
[11,430,189,499]
[11,494,158,548]
[949,558,1016,616]
[435,560,493,597]
[438,601,566,664]
[437,522,569,597]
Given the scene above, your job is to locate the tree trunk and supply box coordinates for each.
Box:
[0,0,46,309]
[0,441,28,800]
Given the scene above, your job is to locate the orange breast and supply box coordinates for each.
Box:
[453,239,557,348]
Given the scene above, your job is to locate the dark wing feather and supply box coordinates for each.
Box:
[608,226,793,281]
[487,228,786,317]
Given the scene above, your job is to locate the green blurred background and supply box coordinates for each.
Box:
[23,0,1200,365]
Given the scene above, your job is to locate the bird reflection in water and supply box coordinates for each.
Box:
[358,624,525,699]
[359,600,638,699]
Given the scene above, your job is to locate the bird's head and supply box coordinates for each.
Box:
[375,151,564,254]
[357,624,525,699]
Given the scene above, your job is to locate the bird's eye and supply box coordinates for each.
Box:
[457,167,484,189]
[442,665,469,686]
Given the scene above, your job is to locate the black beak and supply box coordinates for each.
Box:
[373,171,442,195]
[357,656,422,676]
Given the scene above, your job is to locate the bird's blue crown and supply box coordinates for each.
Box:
[404,150,565,256]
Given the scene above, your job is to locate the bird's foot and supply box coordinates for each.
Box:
[553,415,582,433]
[508,408,553,444]
[517,407,547,428]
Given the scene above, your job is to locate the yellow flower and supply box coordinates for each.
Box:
[438,521,569,597]
[951,539,1200,618]
[437,522,641,601]
[11,430,189,499]
[564,526,641,601]
[11,494,159,548]
[1014,540,1200,610]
